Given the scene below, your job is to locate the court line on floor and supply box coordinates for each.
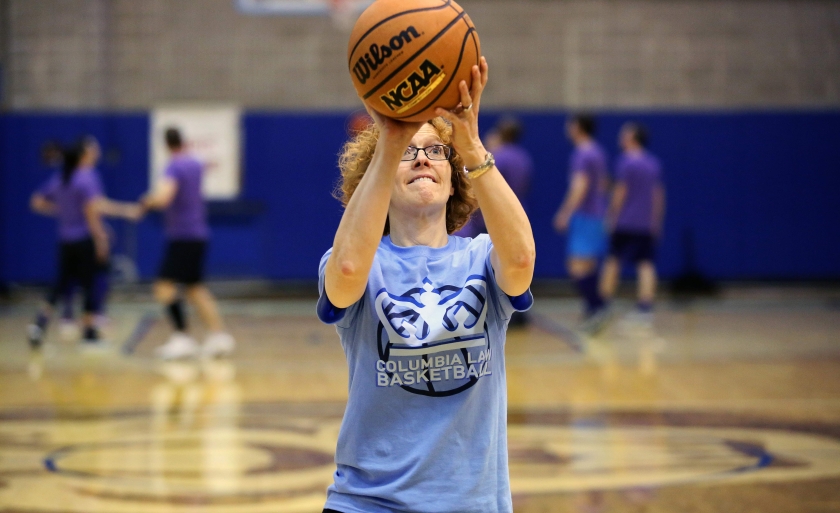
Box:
[121,312,158,355]
[528,312,585,352]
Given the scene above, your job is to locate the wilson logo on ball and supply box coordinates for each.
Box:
[353,26,422,85]
[380,59,445,114]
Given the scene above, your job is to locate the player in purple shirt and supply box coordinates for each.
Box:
[28,139,113,348]
[40,138,126,333]
[600,122,665,318]
[456,117,532,238]
[553,114,610,330]
[140,128,234,359]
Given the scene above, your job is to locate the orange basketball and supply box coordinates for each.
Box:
[348,0,481,122]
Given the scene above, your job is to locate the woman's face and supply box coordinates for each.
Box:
[390,123,455,214]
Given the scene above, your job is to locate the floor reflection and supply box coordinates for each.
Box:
[570,318,664,512]
[151,359,242,494]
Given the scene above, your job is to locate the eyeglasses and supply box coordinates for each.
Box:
[401,145,451,161]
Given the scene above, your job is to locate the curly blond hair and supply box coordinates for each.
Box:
[335,117,477,235]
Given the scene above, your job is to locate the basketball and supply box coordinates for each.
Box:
[347,0,481,122]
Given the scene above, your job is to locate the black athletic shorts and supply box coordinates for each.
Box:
[48,238,99,311]
[58,238,98,283]
[609,231,656,263]
[158,240,207,285]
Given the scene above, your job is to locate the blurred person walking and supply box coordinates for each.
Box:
[28,138,136,349]
[600,122,665,321]
[553,114,610,332]
[456,117,532,234]
[140,128,234,360]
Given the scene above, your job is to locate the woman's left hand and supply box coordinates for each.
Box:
[435,56,489,169]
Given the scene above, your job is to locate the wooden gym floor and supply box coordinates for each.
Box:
[1,286,839,512]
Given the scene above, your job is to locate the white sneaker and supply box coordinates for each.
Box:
[202,332,235,358]
[155,333,199,360]
[27,324,44,349]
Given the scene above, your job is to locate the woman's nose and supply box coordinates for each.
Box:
[413,153,431,168]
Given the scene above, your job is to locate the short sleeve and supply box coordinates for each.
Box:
[478,235,534,321]
[316,248,363,327]
[615,157,629,183]
[569,152,584,178]
[164,162,179,180]
[78,173,102,205]
[571,151,597,183]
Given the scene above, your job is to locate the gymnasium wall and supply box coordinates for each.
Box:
[1,1,839,284]
[2,110,839,283]
[2,0,839,110]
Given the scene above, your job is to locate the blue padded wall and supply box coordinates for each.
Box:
[1,110,839,284]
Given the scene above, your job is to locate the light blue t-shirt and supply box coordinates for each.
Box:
[317,234,533,513]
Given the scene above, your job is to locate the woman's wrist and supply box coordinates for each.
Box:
[459,141,487,169]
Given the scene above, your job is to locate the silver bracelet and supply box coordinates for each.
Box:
[462,152,495,179]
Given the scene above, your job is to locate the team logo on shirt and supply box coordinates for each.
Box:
[374,276,492,397]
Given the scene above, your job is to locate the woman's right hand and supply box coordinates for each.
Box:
[365,106,424,151]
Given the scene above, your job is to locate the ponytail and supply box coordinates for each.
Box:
[61,142,84,185]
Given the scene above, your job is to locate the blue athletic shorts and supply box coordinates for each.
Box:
[568,213,607,258]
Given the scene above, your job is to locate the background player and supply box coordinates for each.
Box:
[140,127,235,360]
[27,139,126,348]
[553,114,610,330]
[457,115,533,240]
[600,122,665,320]
[52,137,126,333]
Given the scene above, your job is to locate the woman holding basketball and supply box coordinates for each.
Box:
[318,57,535,513]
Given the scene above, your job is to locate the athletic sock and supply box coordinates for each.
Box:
[167,300,187,332]
[575,272,605,316]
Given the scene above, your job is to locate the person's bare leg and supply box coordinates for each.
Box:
[637,261,657,306]
[187,285,234,356]
[185,285,224,333]
[567,257,596,280]
[153,280,198,359]
[599,256,620,300]
[154,280,178,306]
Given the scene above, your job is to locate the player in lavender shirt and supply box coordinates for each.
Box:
[28,139,113,348]
[456,117,532,238]
[601,122,665,317]
[39,138,129,331]
[139,127,234,359]
[553,114,610,329]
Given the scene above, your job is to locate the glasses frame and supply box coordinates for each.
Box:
[401,144,452,162]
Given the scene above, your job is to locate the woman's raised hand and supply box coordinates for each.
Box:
[365,105,425,150]
[434,56,489,168]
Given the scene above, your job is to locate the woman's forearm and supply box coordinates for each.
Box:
[326,143,403,308]
[470,165,536,296]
